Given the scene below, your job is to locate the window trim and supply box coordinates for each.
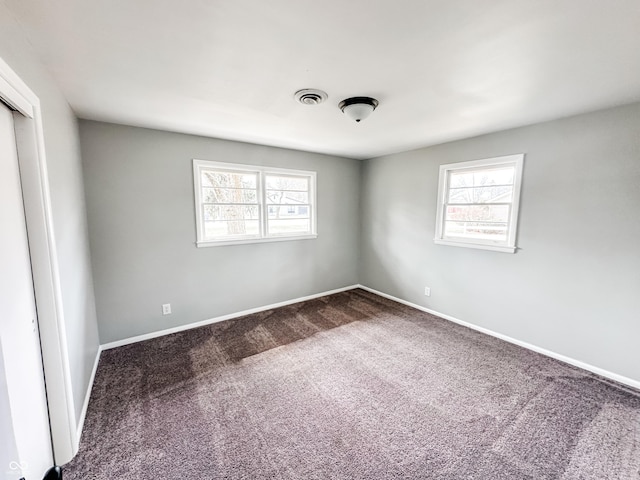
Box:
[434,154,524,253]
[193,160,317,247]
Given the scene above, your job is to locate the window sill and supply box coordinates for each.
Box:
[434,238,516,253]
[197,234,317,248]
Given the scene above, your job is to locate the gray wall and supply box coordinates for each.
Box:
[0,5,100,425]
[80,121,361,343]
[360,102,640,383]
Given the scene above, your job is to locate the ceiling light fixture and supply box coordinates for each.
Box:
[339,96,379,123]
[294,89,328,105]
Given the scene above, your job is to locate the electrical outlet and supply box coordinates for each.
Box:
[424,287,431,297]
[162,303,172,315]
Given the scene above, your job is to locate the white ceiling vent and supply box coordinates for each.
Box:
[294,89,328,105]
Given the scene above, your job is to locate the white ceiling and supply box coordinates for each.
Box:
[6,0,640,159]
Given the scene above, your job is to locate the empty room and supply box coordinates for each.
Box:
[1,0,639,479]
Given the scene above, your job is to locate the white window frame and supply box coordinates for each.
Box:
[193,159,317,247]
[434,154,524,253]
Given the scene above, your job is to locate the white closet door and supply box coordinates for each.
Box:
[0,102,53,479]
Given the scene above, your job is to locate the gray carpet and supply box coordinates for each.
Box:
[64,289,640,479]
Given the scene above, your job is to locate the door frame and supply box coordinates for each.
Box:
[0,57,77,464]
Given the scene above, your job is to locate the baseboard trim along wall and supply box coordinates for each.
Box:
[83,286,358,442]
[101,285,360,351]
[86,281,637,441]
[75,345,102,448]
[80,283,639,443]
[357,284,640,391]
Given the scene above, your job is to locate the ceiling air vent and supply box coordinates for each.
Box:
[294,89,328,105]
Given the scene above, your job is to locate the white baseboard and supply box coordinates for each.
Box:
[79,283,639,451]
[101,285,360,350]
[357,284,640,391]
[96,283,639,392]
[75,344,102,448]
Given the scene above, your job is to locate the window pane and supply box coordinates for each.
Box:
[204,205,259,239]
[449,166,515,188]
[444,221,508,242]
[445,204,510,223]
[203,187,257,204]
[267,218,311,235]
[448,186,513,204]
[204,220,260,238]
[267,193,311,234]
[265,175,309,191]
[201,170,257,189]
[267,205,310,219]
[205,205,259,221]
[265,191,309,205]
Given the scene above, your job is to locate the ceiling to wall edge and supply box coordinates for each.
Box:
[75,97,640,162]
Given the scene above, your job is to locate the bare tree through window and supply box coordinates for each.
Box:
[194,160,316,245]
[435,155,524,252]
[202,170,258,237]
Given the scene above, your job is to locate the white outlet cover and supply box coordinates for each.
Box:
[162,304,171,315]
[424,287,431,297]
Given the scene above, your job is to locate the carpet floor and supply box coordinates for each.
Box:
[64,289,640,479]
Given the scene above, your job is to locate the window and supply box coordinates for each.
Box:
[434,154,524,253]
[193,160,316,246]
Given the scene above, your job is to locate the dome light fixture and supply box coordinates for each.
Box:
[339,96,379,122]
